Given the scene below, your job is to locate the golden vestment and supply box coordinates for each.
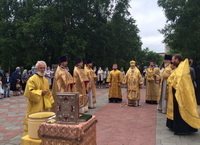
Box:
[124,67,143,105]
[107,70,123,100]
[167,59,200,129]
[51,66,74,112]
[145,67,160,103]
[157,64,172,113]
[23,74,54,135]
[73,66,89,114]
[158,64,172,102]
[84,65,97,108]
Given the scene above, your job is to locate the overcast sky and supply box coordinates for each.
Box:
[129,0,166,53]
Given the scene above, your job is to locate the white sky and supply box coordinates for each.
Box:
[129,0,166,53]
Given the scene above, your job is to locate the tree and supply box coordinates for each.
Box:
[137,48,163,69]
[158,0,200,64]
[0,0,145,72]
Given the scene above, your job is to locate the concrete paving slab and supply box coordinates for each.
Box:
[0,88,199,145]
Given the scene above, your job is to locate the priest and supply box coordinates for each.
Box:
[84,59,97,109]
[167,54,200,135]
[107,64,123,103]
[157,55,172,113]
[23,61,54,135]
[123,60,143,106]
[51,56,74,112]
[73,58,89,114]
[145,61,160,104]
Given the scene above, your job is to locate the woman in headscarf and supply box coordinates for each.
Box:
[21,69,30,91]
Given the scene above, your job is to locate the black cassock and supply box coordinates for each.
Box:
[195,65,200,105]
[166,88,198,135]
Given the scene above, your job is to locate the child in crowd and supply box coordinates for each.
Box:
[3,73,11,98]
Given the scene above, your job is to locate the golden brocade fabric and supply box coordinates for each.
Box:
[124,67,143,100]
[146,67,154,81]
[73,66,89,113]
[84,65,97,97]
[158,64,172,102]
[167,59,200,129]
[84,65,97,108]
[145,67,160,101]
[51,66,74,112]
[154,68,161,84]
[107,70,123,99]
[23,74,54,136]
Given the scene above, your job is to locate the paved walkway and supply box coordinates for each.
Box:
[156,109,200,145]
[94,88,156,145]
[0,88,199,145]
[0,96,26,145]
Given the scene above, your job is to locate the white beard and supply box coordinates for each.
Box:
[36,71,45,77]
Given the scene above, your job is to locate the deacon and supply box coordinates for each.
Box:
[145,61,160,104]
[107,64,123,103]
[73,58,89,114]
[157,55,172,114]
[84,59,97,109]
[167,54,200,135]
[51,56,74,112]
[23,61,54,135]
[124,61,143,106]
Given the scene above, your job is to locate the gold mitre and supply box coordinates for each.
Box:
[130,60,136,66]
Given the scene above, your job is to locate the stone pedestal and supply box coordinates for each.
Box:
[38,116,97,145]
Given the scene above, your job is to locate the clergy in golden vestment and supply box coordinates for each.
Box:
[124,60,143,106]
[73,58,89,114]
[145,61,160,104]
[107,64,123,103]
[167,54,200,135]
[51,56,74,112]
[23,61,54,135]
[84,59,97,109]
[157,55,172,114]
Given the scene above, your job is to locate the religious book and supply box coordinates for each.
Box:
[56,92,79,124]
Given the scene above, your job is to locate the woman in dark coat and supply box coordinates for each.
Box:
[11,67,21,96]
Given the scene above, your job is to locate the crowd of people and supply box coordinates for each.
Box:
[0,59,142,100]
[0,63,131,100]
[1,54,200,136]
[0,66,55,99]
